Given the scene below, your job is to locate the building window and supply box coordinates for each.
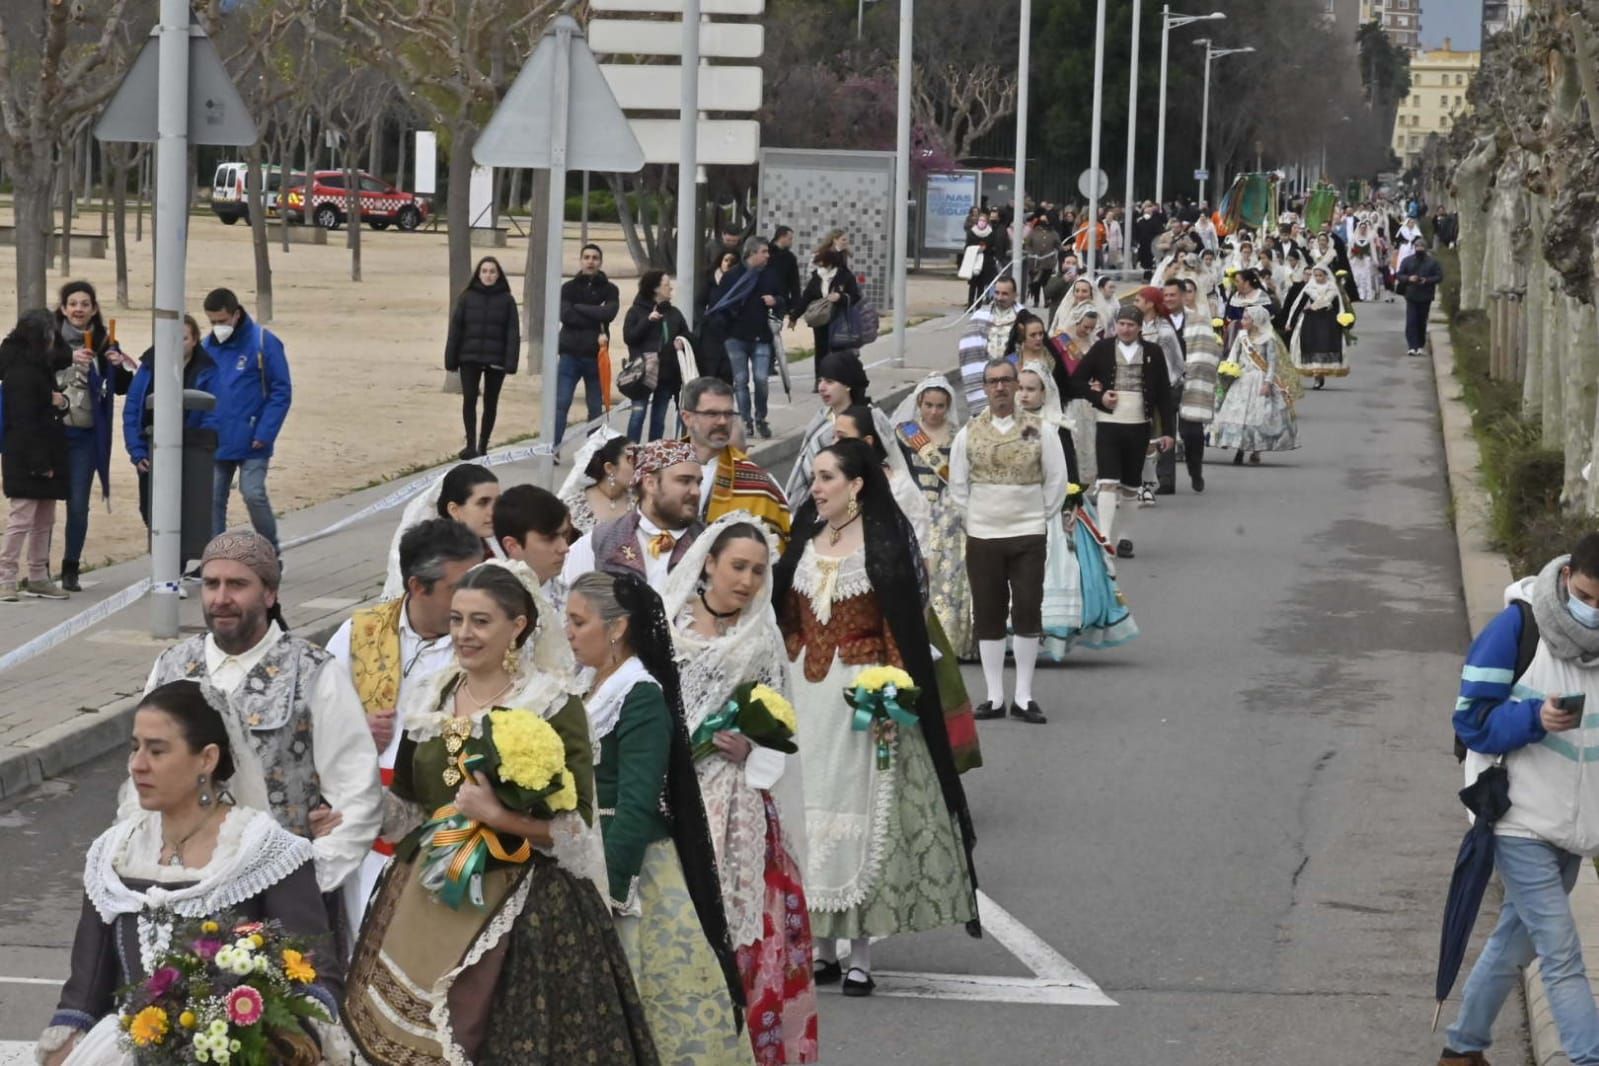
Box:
[1441,94,1448,107]
[1456,95,1463,106]
[1456,73,1464,85]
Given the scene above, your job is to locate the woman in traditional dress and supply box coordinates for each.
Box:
[1048,276,1100,339]
[346,561,654,1065]
[40,680,341,1066]
[381,462,505,599]
[783,351,868,511]
[1053,303,1103,486]
[1285,264,1353,389]
[566,570,750,1065]
[1224,269,1276,351]
[892,377,976,659]
[1211,305,1299,465]
[1094,274,1122,326]
[558,429,636,534]
[664,515,820,1065]
[1016,362,1138,660]
[774,439,980,998]
[1349,220,1382,302]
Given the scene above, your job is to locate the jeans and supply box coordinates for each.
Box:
[1446,836,1599,1064]
[63,431,96,565]
[1406,298,1432,351]
[554,354,601,449]
[627,373,676,442]
[725,337,772,425]
[213,456,278,549]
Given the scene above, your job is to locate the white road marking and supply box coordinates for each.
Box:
[0,1042,33,1064]
[0,976,59,986]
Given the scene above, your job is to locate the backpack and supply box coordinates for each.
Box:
[1454,599,1540,762]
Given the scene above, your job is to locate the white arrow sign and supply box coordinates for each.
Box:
[589,18,764,58]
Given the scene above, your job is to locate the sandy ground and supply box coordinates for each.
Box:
[0,207,964,573]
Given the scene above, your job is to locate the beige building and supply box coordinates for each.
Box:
[1361,0,1422,50]
[1392,39,1479,167]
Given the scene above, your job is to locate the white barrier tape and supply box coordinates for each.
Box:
[0,578,152,676]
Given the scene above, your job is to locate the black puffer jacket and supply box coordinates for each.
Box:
[558,271,620,360]
[445,277,520,373]
[0,333,71,501]
[622,295,693,397]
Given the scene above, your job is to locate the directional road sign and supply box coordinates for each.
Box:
[95,28,256,146]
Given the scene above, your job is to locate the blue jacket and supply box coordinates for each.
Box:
[200,312,291,461]
[123,347,219,465]
[1452,601,1546,755]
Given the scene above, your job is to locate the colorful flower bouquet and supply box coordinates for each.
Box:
[845,666,922,770]
[421,708,578,909]
[691,681,799,760]
[117,915,329,1065]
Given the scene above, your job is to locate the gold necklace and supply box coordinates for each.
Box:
[162,807,221,868]
[827,511,861,545]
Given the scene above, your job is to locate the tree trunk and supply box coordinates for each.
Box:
[276,130,292,254]
[368,118,382,179]
[396,128,409,198]
[345,149,363,283]
[447,119,478,298]
[98,139,110,239]
[112,148,130,309]
[13,176,53,314]
[524,167,551,369]
[608,173,649,273]
[245,145,275,322]
[136,151,149,242]
[59,136,75,277]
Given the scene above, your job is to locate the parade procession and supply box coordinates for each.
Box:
[3,1,1592,1065]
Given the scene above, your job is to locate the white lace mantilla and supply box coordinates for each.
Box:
[82,808,313,972]
[584,656,657,747]
[790,543,870,626]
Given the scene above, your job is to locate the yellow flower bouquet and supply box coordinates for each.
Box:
[845,666,922,770]
[1216,361,1244,379]
[1336,311,1356,328]
[419,708,578,909]
[691,681,799,760]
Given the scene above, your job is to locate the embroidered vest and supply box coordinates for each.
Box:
[348,598,405,716]
[590,511,703,578]
[967,410,1044,486]
[149,635,331,839]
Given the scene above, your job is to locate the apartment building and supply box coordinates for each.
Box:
[1391,39,1479,166]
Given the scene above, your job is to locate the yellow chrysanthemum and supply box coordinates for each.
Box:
[854,666,914,693]
[750,684,796,733]
[547,776,578,812]
[129,1006,169,1047]
[488,709,566,792]
[1336,312,1356,327]
[1210,317,1225,329]
[200,921,219,934]
[178,1011,197,1030]
[281,949,316,984]
[249,934,265,949]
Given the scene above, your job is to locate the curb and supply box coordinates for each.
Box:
[1428,308,1594,1066]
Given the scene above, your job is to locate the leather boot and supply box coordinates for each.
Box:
[61,560,81,592]
[1436,1051,1489,1066]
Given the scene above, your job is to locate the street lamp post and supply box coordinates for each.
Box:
[1012,0,1032,294]
[892,0,912,367]
[1120,0,1140,273]
[1086,0,1108,277]
[1195,39,1254,206]
[1154,8,1225,208]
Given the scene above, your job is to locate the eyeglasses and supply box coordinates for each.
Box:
[983,377,1017,388]
[687,408,737,421]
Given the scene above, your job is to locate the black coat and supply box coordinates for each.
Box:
[445,281,520,373]
[1399,252,1444,304]
[622,297,692,395]
[768,243,804,318]
[1070,336,1177,437]
[0,335,71,500]
[799,264,863,358]
[558,271,620,360]
[709,263,787,344]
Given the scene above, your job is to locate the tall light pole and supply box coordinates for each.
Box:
[1011,0,1032,293]
[892,0,912,367]
[676,0,701,330]
[1087,0,1108,277]
[1195,39,1253,206]
[1154,8,1225,208]
[1120,0,1141,272]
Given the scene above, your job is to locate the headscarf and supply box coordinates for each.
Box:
[1017,359,1064,426]
[891,374,964,429]
[201,529,281,589]
[558,425,626,502]
[631,439,699,489]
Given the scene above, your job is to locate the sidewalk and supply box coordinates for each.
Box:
[1427,307,1598,1066]
[0,310,975,800]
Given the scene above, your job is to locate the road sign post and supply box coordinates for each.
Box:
[96,5,255,638]
[476,15,645,488]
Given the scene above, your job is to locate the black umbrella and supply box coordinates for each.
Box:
[1433,762,1512,1031]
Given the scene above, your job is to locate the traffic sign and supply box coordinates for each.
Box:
[474,17,644,171]
[591,0,764,10]
[1077,168,1109,199]
[589,18,764,57]
[1194,168,1210,181]
[600,64,762,112]
[629,118,760,165]
[95,27,256,146]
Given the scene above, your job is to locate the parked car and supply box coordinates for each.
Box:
[281,170,430,231]
[210,162,289,224]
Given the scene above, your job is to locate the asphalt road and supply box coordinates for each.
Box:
[0,297,1530,1065]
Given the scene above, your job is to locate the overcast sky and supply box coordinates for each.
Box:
[1422,0,1482,51]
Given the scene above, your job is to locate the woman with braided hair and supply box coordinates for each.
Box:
[774,438,980,999]
[566,569,749,1065]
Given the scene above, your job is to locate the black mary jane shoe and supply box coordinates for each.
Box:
[1010,701,1048,725]
[841,967,876,997]
[814,959,842,985]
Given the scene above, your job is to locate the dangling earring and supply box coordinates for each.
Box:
[197,773,213,808]
[503,644,519,675]
[606,473,617,489]
[846,495,859,518]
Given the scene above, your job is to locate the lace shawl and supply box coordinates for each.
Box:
[789,542,872,627]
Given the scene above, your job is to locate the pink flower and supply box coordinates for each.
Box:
[144,966,182,998]
[225,985,263,1026]
[192,938,221,961]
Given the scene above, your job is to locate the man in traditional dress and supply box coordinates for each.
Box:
[984,276,1024,359]
[139,530,382,933]
[949,358,1069,726]
[563,439,705,592]
[680,376,790,547]
[323,518,482,932]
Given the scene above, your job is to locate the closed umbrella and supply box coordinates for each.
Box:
[1432,762,1512,1031]
[597,333,613,413]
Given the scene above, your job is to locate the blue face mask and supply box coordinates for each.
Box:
[1569,593,1599,630]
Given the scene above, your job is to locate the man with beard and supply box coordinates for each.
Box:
[139,530,382,939]
[563,438,706,591]
[680,376,790,546]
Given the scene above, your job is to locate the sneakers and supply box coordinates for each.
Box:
[973,701,1006,720]
[1010,700,1047,724]
[21,577,69,600]
[755,420,772,440]
[0,582,17,603]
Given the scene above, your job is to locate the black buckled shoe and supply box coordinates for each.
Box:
[973,701,1006,720]
[1116,539,1134,559]
[814,959,842,985]
[841,967,876,997]
[1010,701,1047,724]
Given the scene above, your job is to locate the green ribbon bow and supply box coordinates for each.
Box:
[691,699,742,760]
[849,683,919,732]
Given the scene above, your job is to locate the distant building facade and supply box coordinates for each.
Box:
[1361,0,1422,50]
[1392,39,1480,167]
[1482,0,1528,38]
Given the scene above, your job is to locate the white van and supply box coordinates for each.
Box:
[210,162,287,224]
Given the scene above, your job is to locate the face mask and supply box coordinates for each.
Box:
[212,323,234,344]
[1570,592,1599,630]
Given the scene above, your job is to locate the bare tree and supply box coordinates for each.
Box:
[0,0,138,314]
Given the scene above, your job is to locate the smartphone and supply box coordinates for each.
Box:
[1562,693,1587,714]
